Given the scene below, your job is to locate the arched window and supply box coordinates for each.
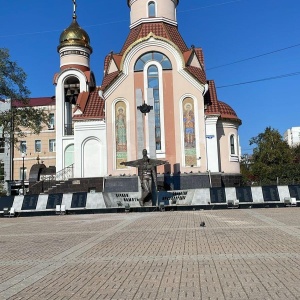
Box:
[64,77,79,136]
[64,144,74,168]
[147,65,161,150]
[134,52,172,72]
[148,1,156,17]
[230,134,235,155]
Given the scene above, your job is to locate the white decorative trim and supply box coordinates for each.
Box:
[128,0,179,8]
[104,39,205,98]
[55,68,89,87]
[130,17,177,29]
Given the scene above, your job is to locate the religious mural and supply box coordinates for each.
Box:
[115,102,127,169]
[183,98,197,166]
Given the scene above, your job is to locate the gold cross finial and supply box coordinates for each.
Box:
[72,0,77,19]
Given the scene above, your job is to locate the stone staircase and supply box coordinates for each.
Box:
[45,177,104,194]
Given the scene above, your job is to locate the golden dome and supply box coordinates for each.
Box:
[58,17,92,52]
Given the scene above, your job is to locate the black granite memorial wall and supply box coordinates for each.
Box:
[71,192,87,208]
[210,187,226,203]
[46,193,63,209]
[235,186,253,202]
[22,195,39,210]
[0,196,15,211]
[262,186,280,201]
[104,177,138,192]
[288,185,300,200]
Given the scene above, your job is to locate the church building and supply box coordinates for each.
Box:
[53,0,242,188]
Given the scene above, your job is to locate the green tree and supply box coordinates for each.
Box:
[0,48,48,146]
[248,127,294,184]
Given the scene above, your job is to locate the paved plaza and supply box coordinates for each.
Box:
[0,208,300,300]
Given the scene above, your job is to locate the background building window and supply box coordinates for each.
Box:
[49,113,55,129]
[20,167,27,180]
[49,139,56,152]
[0,161,4,181]
[35,140,41,153]
[0,138,4,153]
[20,141,27,153]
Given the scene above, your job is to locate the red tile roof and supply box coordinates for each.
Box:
[185,66,206,84]
[12,97,55,107]
[101,71,120,90]
[120,22,188,55]
[205,80,241,124]
[73,87,105,120]
[218,101,241,123]
[75,91,89,112]
[194,48,205,67]
[102,22,206,90]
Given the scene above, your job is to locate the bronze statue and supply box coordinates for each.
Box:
[121,149,167,206]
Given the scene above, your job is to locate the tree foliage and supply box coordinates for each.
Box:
[242,127,300,185]
[0,48,49,145]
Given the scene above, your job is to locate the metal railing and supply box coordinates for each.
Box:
[29,164,74,194]
[55,164,74,181]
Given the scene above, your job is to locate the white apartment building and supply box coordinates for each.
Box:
[284,127,300,147]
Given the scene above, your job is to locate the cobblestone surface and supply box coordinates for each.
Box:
[0,208,300,299]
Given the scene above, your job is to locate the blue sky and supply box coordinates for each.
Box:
[1,0,300,154]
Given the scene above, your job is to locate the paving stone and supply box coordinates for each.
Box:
[0,208,300,299]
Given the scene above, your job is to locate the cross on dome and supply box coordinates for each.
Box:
[72,0,77,19]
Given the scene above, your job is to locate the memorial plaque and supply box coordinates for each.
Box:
[235,187,253,202]
[210,187,226,203]
[262,185,280,201]
[46,193,63,209]
[21,195,39,210]
[0,196,15,211]
[288,185,300,200]
[71,192,87,208]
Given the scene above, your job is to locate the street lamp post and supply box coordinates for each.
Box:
[21,152,26,195]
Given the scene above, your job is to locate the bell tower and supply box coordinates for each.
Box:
[58,0,92,71]
[54,0,94,173]
[127,0,179,28]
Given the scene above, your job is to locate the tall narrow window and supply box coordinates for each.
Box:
[0,138,4,153]
[115,101,127,169]
[49,113,55,129]
[148,1,156,17]
[0,161,4,181]
[35,140,41,153]
[20,141,27,153]
[49,139,56,152]
[230,135,235,155]
[147,65,161,150]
